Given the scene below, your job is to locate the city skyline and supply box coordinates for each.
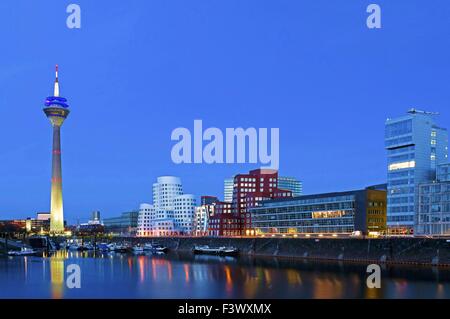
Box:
[2,1,450,223]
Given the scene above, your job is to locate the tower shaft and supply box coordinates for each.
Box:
[50,124,64,233]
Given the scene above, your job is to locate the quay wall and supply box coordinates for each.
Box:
[123,237,450,266]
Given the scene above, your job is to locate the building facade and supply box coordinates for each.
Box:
[137,176,196,237]
[193,196,218,236]
[278,176,303,197]
[224,178,234,203]
[103,211,139,236]
[174,194,196,234]
[224,175,302,202]
[232,169,293,236]
[385,109,448,235]
[416,163,450,237]
[251,187,387,237]
[208,201,240,237]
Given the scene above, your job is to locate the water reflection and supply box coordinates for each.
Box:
[50,250,67,299]
[1,251,450,299]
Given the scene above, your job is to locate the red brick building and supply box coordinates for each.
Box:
[232,169,292,236]
[208,169,293,237]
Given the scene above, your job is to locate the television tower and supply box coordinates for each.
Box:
[43,65,70,234]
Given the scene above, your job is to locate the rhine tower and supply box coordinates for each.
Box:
[43,65,70,234]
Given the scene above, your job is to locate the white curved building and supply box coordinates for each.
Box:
[174,194,196,234]
[137,203,155,237]
[137,176,196,237]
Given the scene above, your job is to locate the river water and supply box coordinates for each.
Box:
[0,250,449,299]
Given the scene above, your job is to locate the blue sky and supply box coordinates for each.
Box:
[1,1,450,223]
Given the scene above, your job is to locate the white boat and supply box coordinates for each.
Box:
[143,243,168,253]
[8,247,38,256]
[109,243,128,253]
[132,245,144,253]
[192,245,238,256]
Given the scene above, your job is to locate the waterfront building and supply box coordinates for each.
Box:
[193,196,218,236]
[103,211,139,236]
[174,194,196,234]
[250,187,387,237]
[416,163,450,237]
[278,176,303,197]
[232,169,293,236]
[208,200,240,237]
[137,203,155,237]
[76,211,104,235]
[224,175,302,203]
[385,109,448,235]
[137,176,196,236]
[43,65,71,234]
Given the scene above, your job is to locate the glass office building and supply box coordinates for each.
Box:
[385,109,448,235]
[250,188,386,236]
[416,163,450,237]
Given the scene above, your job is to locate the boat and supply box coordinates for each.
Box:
[132,245,145,253]
[96,243,110,251]
[143,243,168,253]
[192,245,239,256]
[109,243,128,253]
[8,247,38,256]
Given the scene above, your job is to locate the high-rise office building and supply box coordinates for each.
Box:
[385,109,448,235]
[43,65,70,234]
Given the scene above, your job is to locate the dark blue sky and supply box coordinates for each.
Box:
[1,1,450,223]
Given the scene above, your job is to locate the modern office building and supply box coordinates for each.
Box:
[278,176,303,197]
[251,187,387,236]
[43,65,71,234]
[385,109,448,235]
[103,211,139,236]
[137,176,196,236]
[416,163,450,237]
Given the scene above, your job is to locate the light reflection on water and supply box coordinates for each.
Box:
[1,251,449,299]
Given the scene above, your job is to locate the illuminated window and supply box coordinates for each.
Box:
[388,161,416,171]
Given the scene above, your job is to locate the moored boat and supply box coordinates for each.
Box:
[143,243,168,253]
[192,245,239,256]
[8,247,38,256]
[132,245,145,253]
